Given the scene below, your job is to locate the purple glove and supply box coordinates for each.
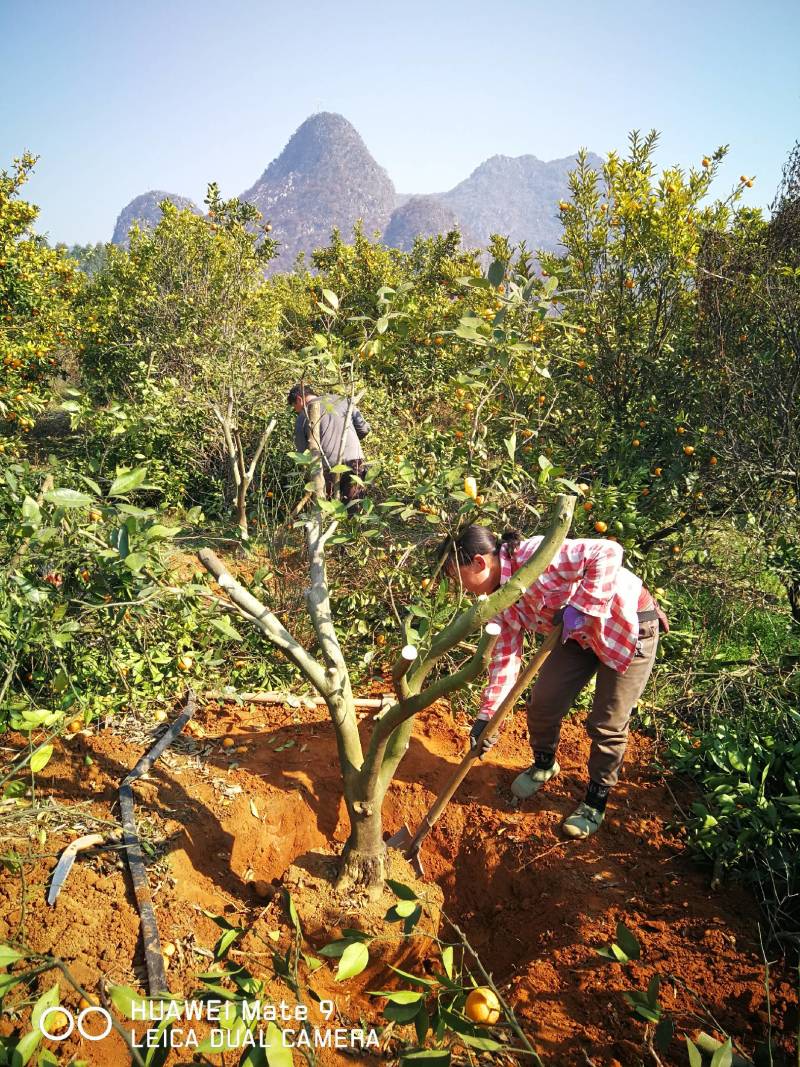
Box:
[561,605,586,643]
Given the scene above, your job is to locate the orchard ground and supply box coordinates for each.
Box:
[1,680,796,1066]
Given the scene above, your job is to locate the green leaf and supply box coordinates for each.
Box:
[21,496,41,527]
[615,923,641,961]
[37,1050,59,1066]
[285,891,301,935]
[442,945,454,979]
[11,1029,41,1065]
[29,745,53,774]
[369,990,422,1005]
[44,488,94,508]
[394,900,418,918]
[109,467,148,497]
[0,946,24,969]
[487,260,505,288]
[388,874,420,900]
[210,617,244,642]
[647,974,661,1007]
[215,927,242,958]
[336,941,369,981]
[376,316,389,334]
[384,1000,422,1023]
[145,524,181,541]
[123,552,149,574]
[654,1016,674,1053]
[31,983,60,1033]
[108,984,143,1018]
[400,1052,451,1065]
[460,1034,504,1052]
[710,1040,733,1067]
[686,1038,703,1067]
[264,1022,294,1067]
[317,939,352,958]
[321,289,339,311]
[504,433,517,461]
[0,971,22,995]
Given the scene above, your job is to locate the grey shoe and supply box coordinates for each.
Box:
[510,760,560,799]
[562,801,605,838]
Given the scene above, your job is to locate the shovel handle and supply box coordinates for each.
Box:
[410,624,562,847]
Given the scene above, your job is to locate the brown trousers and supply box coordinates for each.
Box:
[525,618,659,787]
[323,460,367,507]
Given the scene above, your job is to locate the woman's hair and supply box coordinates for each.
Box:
[435,525,522,573]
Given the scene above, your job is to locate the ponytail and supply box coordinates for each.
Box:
[434,525,523,574]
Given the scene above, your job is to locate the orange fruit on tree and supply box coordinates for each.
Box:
[676,426,686,434]
[222,737,235,749]
[583,501,593,511]
[421,578,431,590]
[709,456,718,466]
[594,520,608,533]
[376,634,386,647]
[464,402,474,412]
[632,439,640,447]
[465,987,501,1026]
[653,467,662,477]
[683,445,695,456]
[177,655,193,672]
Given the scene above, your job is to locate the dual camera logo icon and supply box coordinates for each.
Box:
[39,1006,113,1041]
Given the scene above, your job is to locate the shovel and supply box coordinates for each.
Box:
[387,624,562,876]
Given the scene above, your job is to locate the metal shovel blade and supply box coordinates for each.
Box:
[386,824,425,877]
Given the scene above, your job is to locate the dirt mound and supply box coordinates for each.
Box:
[1,695,797,1065]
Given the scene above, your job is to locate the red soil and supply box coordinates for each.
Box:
[0,694,796,1066]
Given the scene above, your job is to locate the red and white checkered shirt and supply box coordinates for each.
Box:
[478,537,644,721]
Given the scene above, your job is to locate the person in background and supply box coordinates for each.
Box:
[438,524,667,839]
[287,383,371,507]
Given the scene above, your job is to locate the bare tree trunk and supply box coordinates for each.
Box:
[212,387,276,540]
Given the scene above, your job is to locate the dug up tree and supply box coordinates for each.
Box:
[199,400,575,894]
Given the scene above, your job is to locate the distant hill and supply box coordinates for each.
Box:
[109,115,601,264]
[384,195,465,251]
[111,191,201,248]
[239,112,397,272]
[440,152,604,253]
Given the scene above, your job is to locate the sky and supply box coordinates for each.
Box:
[1,0,798,246]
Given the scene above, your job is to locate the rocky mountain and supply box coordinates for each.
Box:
[383,195,464,251]
[109,115,601,264]
[111,191,201,248]
[439,152,604,253]
[239,112,397,271]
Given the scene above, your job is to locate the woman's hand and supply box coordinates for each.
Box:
[469,718,499,757]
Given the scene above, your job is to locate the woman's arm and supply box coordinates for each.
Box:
[476,614,525,721]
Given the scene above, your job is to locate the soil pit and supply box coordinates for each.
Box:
[0,695,797,1066]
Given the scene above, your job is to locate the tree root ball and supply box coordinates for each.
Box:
[280,849,444,984]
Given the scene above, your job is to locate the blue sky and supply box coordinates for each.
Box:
[2,0,798,246]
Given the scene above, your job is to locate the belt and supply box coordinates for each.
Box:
[637,609,659,622]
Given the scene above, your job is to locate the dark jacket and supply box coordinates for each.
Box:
[294,394,370,468]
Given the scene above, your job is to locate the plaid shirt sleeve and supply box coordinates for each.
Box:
[563,538,624,619]
[477,610,524,721]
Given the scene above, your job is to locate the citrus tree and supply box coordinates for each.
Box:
[0,153,81,453]
[72,185,283,522]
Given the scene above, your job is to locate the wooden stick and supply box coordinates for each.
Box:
[206,690,392,710]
